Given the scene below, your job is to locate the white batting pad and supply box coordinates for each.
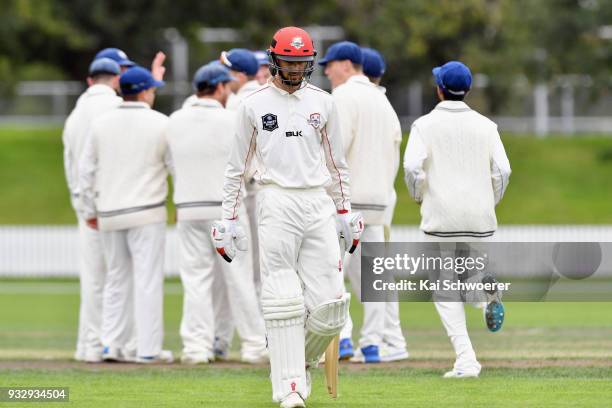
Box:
[262,295,308,402]
[304,293,350,365]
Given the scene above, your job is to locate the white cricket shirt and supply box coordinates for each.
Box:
[221,80,351,220]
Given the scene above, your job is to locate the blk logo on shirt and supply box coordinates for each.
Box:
[285,130,303,137]
[262,113,278,131]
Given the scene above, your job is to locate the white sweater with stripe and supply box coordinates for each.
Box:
[78,101,170,231]
[403,101,511,237]
[332,75,402,225]
[167,98,236,221]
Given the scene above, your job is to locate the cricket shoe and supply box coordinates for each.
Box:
[181,353,213,365]
[443,369,479,378]
[338,338,354,360]
[379,345,409,362]
[484,300,505,332]
[482,274,505,332]
[213,337,229,361]
[83,349,103,363]
[74,349,85,362]
[135,350,174,364]
[102,346,129,362]
[280,392,305,408]
[360,345,381,363]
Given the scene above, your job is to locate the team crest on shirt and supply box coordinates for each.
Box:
[307,112,321,129]
[290,37,304,49]
[262,113,278,131]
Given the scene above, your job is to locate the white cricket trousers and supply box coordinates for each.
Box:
[340,225,407,350]
[177,219,266,360]
[75,218,107,359]
[423,233,485,374]
[100,222,166,357]
[257,186,345,402]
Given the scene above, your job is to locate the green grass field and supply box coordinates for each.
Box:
[1,279,611,407]
[1,127,611,225]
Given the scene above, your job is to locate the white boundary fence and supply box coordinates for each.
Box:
[0,225,611,277]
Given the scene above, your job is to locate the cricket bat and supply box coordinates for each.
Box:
[324,335,339,398]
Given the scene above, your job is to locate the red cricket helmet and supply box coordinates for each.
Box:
[268,26,317,86]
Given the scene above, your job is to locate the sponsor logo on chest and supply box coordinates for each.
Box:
[261,113,278,131]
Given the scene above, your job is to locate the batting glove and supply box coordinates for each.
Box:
[211,219,248,263]
[336,211,364,254]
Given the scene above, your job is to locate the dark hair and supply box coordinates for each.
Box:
[352,63,362,71]
[196,81,227,96]
[122,94,139,101]
[442,89,467,101]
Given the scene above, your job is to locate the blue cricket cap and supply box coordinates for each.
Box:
[318,41,363,66]
[95,48,136,67]
[220,49,259,76]
[432,61,472,95]
[193,61,236,90]
[119,66,165,95]
[88,57,121,76]
[361,47,385,78]
[253,50,269,66]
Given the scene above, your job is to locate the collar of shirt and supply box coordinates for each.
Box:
[86,83,117,96]
[346,74,374,87]
[435,100,471,111]
[239,80,261,95]
[268,78,306,100]
[119,101,150,109]
[190,98,223,109]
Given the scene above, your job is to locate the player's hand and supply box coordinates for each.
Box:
[86,218,98,230]
[336,211,364,254]
[211,219,248,263]
[151,51,166,81]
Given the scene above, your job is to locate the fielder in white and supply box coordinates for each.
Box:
[212,27,363,408]
[319,42,407,363]
[63,57,122,363]
[403,61,511,378]
[253,50,272,85]
[79,66,173,363]
[221,48,262,110]
[211,49,263,358]
[166,62,268,364]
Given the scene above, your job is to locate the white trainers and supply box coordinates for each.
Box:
[280,392,305,408]
[74,349,86,362]
[181,353,212,365]
[102,346,124,362]
[241,348,269,364]
[443,369,479,378]
[380,345,409,362]
[135,350,174,364]
[348,347,362,363]
[83,350,103,363]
